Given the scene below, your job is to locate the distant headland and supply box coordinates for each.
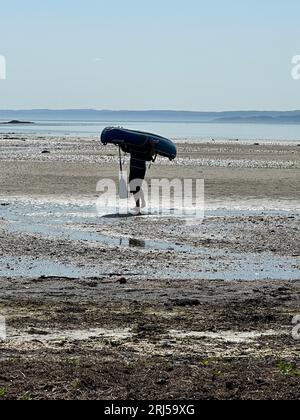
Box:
[0,110,300,124]
[0,120,34,125]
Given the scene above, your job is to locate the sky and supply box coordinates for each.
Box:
[0,0,299,111]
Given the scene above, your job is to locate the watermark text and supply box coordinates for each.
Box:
[96,174,205,224]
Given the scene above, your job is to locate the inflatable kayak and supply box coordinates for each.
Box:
[101,127,177,161]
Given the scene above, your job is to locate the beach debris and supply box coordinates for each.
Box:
[117,277,127,285]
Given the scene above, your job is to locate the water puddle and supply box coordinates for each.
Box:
[5,327,283,345]
[150,261,299,281]
[0,256,100,279]
[1,252,298,281]
[6,219,201,253]
[7,327,132,343]
[169,329,284,343]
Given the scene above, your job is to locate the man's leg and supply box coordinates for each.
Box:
[135,187,141,209]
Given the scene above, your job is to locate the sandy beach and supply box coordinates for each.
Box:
[0,133,299,400]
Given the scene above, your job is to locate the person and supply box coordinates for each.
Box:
[127,142,155,215]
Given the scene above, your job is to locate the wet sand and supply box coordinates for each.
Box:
[0,133,299,400]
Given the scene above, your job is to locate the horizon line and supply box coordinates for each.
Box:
[1,108,300,113]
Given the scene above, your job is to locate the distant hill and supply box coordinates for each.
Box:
[0,120,34,125]
[214,114,300,124]
[0,109,300,124]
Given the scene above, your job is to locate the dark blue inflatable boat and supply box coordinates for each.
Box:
[101,127,177,161]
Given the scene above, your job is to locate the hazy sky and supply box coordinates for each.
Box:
[0,0,299,110]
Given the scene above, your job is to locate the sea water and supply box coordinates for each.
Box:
[1,120,300,142]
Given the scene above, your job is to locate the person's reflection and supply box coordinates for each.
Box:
[129,238,146,248]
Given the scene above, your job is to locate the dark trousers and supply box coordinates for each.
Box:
[129,158,146,207]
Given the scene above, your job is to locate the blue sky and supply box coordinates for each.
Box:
[0,0,299,110]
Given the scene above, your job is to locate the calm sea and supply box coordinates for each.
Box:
[1,120,300,142]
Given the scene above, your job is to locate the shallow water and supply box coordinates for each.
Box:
[6,327,283,344]
[1,120,300,142]
[0,256,99,279]
[169,329,284,343]
[8,326,132,343]
[0,198,299,281]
